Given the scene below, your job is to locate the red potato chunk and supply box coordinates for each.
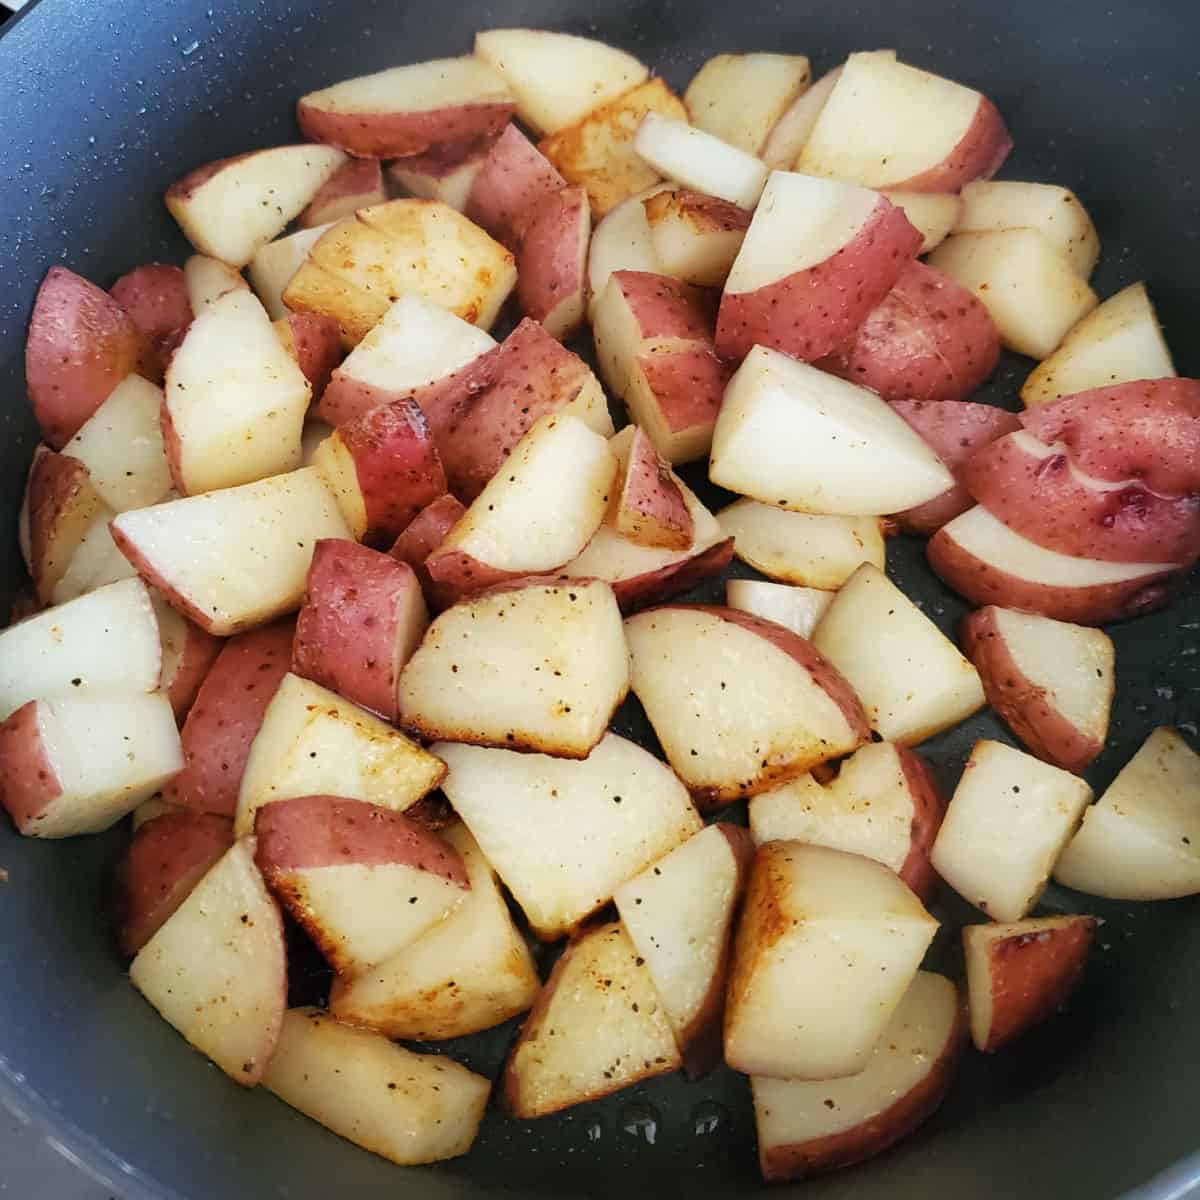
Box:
[109,263,192,384]
[297,157,386,227]
[610,425,693,550]
[273,313,344,402]
[388,494,467,611]
[515,184,591,340]
[464,123,565,249]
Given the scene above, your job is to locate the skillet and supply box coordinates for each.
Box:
[0,0,1197,1196]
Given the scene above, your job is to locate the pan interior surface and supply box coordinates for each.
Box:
[0,1,1197,1198]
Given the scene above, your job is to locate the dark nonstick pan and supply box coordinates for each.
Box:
[0,0,1197,1197]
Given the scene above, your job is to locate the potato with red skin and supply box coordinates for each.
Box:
[1019,378,1200,498]
[297,158,385,227]
[515,185,590,340]
[273,313,343,402]
[388,134,497,211]
[292,539,428,722]
[110,264,192,383]
[464,123,565,248]
[421,318,610,503]
[819,261,1000,405]
[642,188,750,288]
[963,915,1097,1052]
[928,505,1180,626]
[26,266,143,449]
[154,598,224,722]
[296,57,514,160]
[715,175,922,363]
[22,447,107,604]
[254,795,470,976]
[889,399,1021,536]
[313,398,447,544]
[964,431,1200,564]
[610,425,693,550]
[389,494,467,610]
[961,606,1114,774]
[162,620,294,818]
[112,809,233,959]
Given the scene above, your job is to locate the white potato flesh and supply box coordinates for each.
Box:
[130,838,285,1085]
[932,740,1091,920]
[329,824,540,1041]
[586,184,669,317]
[796,54,984,188]
[264,1009,490,1164]
[813,563,985,744]
[398,579,629,759]
[726,842,937,1079]
[110,467,351,636]
[645,191,747,288]
[0,578,161,720]
[625,605,864,803]
[236,673,444,838]
[335,291,495,394]
[474,29,648,135]
[434,734,701,940]
[881,190,961,254]
[63,375,172,512]
[301,56,509,115]
[503,922,681,1117]
[49,512,136,605]
[164,289,308,494]
[749,742,918,874]
[725,579,836,640]
[247,223,333,320]
[929,229,1098,360]
[613,824,743,1049]
[633,113,769,210]
[725,171,882,292]
[184,254,249,312]
[717,499,884,589]
[710,346,954,516]
[1020,282,1176,407]
[1055,728,1200,899]
[167,145,346,267]
[432,414,617,574]
[684,53,811,154]
[956,180,1099,277]
[13,691,183,837]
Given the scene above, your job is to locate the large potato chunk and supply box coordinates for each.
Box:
[796,52,1011,191]
[643,188,750,288]
[726,842,938,1080]
[296,56,513,158]
[626,605,868,806]
[685,53,811,155]
[166,145,347,267]
[0,691,182,838]
[264,1009,490,1164]
[752,972,964,1182]
[931,739,1092,920]
[464,124,565,248]
[613,824,753,1077]
[709,347,953,517]
[330,823,540,1040]
[474,29,648,135]
[282,199,517,347]
[399,578,628,759]
[162,289,309,495]
[111,468,352,636]
[236,672,445,838]
[1054,728,1200,900]
[435,734,701,940]
[502,922,681,1118]
[129,839,286,1085]
[812,563,985,744]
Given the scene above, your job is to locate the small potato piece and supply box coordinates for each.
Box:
[264,1009,490,1164]
[465,124,565,248]
[26,267,142,449]
[929,229,1097,360]
[399,578,629,759]
[109,263,192,383]
[643,188,750,288]
[725,579,835,642]
[931,739,1092,921]
[812,563,985,745]
[247,225,330,321]
[586,184,669,316]
[963,915,1096,1052]
[610,425,693,550]
[717,500,884,590]
[273,313,344,403]
[297,158,386,228]
[389,494,467,610]
[685,53,811,155]
[515,184,591,339]
[389,135,496,213]
[184,254,250,312]
[633,113,768,210]
[292,539,428,722]
[538,77,688,217]
[880,190,961,254]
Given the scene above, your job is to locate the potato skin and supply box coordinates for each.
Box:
[611,537,735,613]
[110,264,192,383]
[275,313,343,402]
[819,261,1000,405]
[887,95,1012,192]
[389,494,467,611]
[716,199,922,362]
[964,433,1200,564]
[26,266,143,448]
[162,620,295,817]
[466,124,565,249]
[1019,379,1200,498]
[0,700,61,832]
[111,810,233,959]
[895,747,947,902]
[515,185,590,340]
[298,158,385,228]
